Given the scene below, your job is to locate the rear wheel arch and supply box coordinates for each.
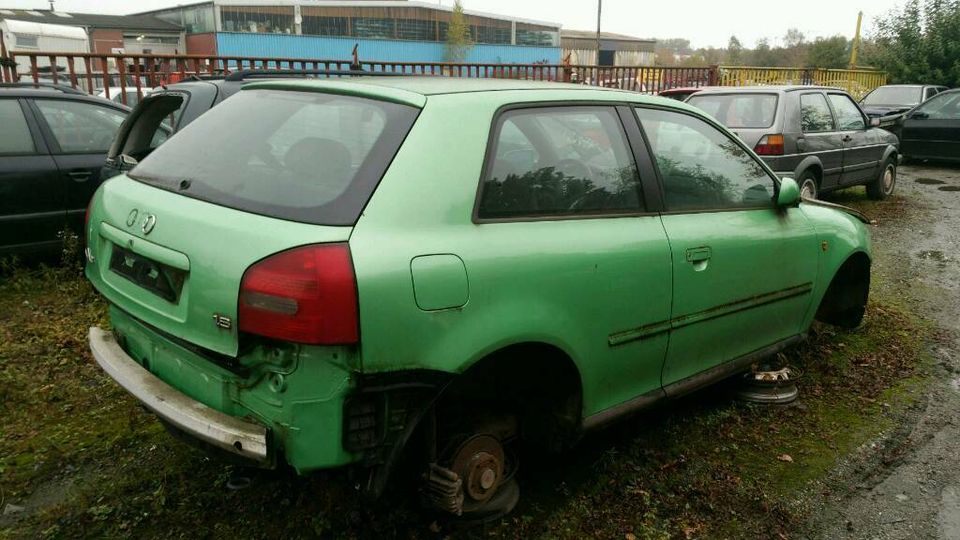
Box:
[815,251,871,328]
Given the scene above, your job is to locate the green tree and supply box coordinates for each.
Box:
[867,0,960,85]
[444,0,473,63]
[749,38,779,66]
[726,36,744,65]
[807,36,850,68]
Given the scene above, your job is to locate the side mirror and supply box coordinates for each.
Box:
[870,117,881,127]
[777,177,801,207]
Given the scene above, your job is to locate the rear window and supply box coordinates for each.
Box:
[129,89,418,225]
[861,86,923,107]
[686,93,778,129]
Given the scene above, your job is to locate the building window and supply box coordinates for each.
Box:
[473,25,511,45]
[221,6,295,34]
[14,34,39,48]
[396,19,436,41]
[516,24,559,47]
[352,18,395,39]
[155,5,215,33]
[301,16,349,37]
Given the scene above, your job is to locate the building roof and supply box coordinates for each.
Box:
[561,29,655,43]
[0,9,182,32]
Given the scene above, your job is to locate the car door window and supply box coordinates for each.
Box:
[914,92,960,120]
[478,107,643,219]
[0,100,36,155]
[800,93,835,133]
[828,94,866,130]
[35,99,126,153]
[636,108,775,212]
[925,88,938,100]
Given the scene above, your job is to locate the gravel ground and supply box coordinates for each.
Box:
[806,163,960,540]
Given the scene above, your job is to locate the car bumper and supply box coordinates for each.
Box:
[88,326,270,462]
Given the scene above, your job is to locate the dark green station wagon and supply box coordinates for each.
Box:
[86,77,872,520]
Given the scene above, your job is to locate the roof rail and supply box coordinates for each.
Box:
[0,82,88,95]
[224,68,409,82]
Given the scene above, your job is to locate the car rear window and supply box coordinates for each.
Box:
[129,89,418,226]
[861,86,923,107]
[686,93,778,129]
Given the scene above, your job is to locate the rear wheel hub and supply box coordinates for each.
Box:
[452,435,504,507]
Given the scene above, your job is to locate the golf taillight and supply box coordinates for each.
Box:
[239,243,359,345]
[754,134,785,156]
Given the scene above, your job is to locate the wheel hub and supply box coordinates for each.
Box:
[451,435,504,505]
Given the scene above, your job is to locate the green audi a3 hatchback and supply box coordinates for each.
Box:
[86,77,873,520]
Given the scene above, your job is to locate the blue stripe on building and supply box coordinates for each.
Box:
[215,32,560,65]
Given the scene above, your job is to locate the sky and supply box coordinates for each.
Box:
[4,0,908,49]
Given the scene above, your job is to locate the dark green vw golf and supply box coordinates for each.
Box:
[85,77,872,520]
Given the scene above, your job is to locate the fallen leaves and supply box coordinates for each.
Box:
[777,454,794,463]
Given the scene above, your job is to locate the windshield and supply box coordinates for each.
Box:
[130,89,418,226]
[685,93,778,129]
[861,87,923,107]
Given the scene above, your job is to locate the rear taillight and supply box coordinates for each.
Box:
[239,243,359,345]
[754,134,785,156]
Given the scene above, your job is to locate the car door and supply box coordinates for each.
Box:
[827,93,881,185]
[634,106,819,395]
[797,91,844,190]
[29,98,127,237]
[900,91,960,161]
[0,97,64,255]
[472,105,673,415]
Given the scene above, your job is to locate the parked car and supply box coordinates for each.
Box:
[686,86,900,200]
[0,82,129,256]
[859,84,948,120]
[657,86,715,101]
[97,86,153,107]
[86,77,872,521]
[896,88,960,162]
[103,69,354,179]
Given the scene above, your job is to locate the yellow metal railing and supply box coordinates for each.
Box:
[717,66,887,99]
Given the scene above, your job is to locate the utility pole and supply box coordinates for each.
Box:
[595,0,602,64]
[849,11,863,69]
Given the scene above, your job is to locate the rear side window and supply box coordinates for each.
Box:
[800,93,835,132]
[35,99,126,153]
[828,94,866,130]
[685,93,778,129]
[0,100,35,154]
[130,90,418,226]
[478,107,644,219]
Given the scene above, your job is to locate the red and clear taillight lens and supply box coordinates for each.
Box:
[754,134,785,156]
[238,243,359,345]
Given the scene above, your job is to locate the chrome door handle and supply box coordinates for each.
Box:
[685,247,712,262]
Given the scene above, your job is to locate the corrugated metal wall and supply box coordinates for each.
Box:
[215,32,560,64]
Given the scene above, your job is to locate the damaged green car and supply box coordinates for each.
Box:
[86,76,872,520]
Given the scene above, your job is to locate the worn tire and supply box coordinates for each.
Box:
[798,170,819,200]
[867,158,897,200]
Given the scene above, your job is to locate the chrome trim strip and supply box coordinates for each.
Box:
[88,326,269,462]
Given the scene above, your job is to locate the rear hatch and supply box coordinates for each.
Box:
[685,92,780,149]
[87,83,421,356]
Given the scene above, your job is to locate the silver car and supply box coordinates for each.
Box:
[686,86,900,200]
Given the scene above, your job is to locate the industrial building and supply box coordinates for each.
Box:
[133,1,563,64]
[561,29,656,66]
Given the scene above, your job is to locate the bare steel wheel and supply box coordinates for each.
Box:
[867,158,897,200]
[798,171,819,200]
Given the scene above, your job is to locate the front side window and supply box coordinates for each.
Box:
[0,100,35,154]
[828,94,866,130]
[915,91,960,120]
[478,107,643,219]
[35,100,126,153]
[800,93,835,133]
[636,108,775,212]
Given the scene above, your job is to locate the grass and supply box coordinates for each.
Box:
[0,217,932,539]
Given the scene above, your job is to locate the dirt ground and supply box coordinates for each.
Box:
[804,163,960,540]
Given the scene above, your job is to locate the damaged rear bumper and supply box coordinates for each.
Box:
[88,326,269,463]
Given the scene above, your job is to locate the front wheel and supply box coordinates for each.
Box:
[798,171,819,200]
[867,158,897,200]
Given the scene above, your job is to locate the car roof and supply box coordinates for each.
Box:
[242,76,687,109]
[687,85,843,95]
[0,83,130,107]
